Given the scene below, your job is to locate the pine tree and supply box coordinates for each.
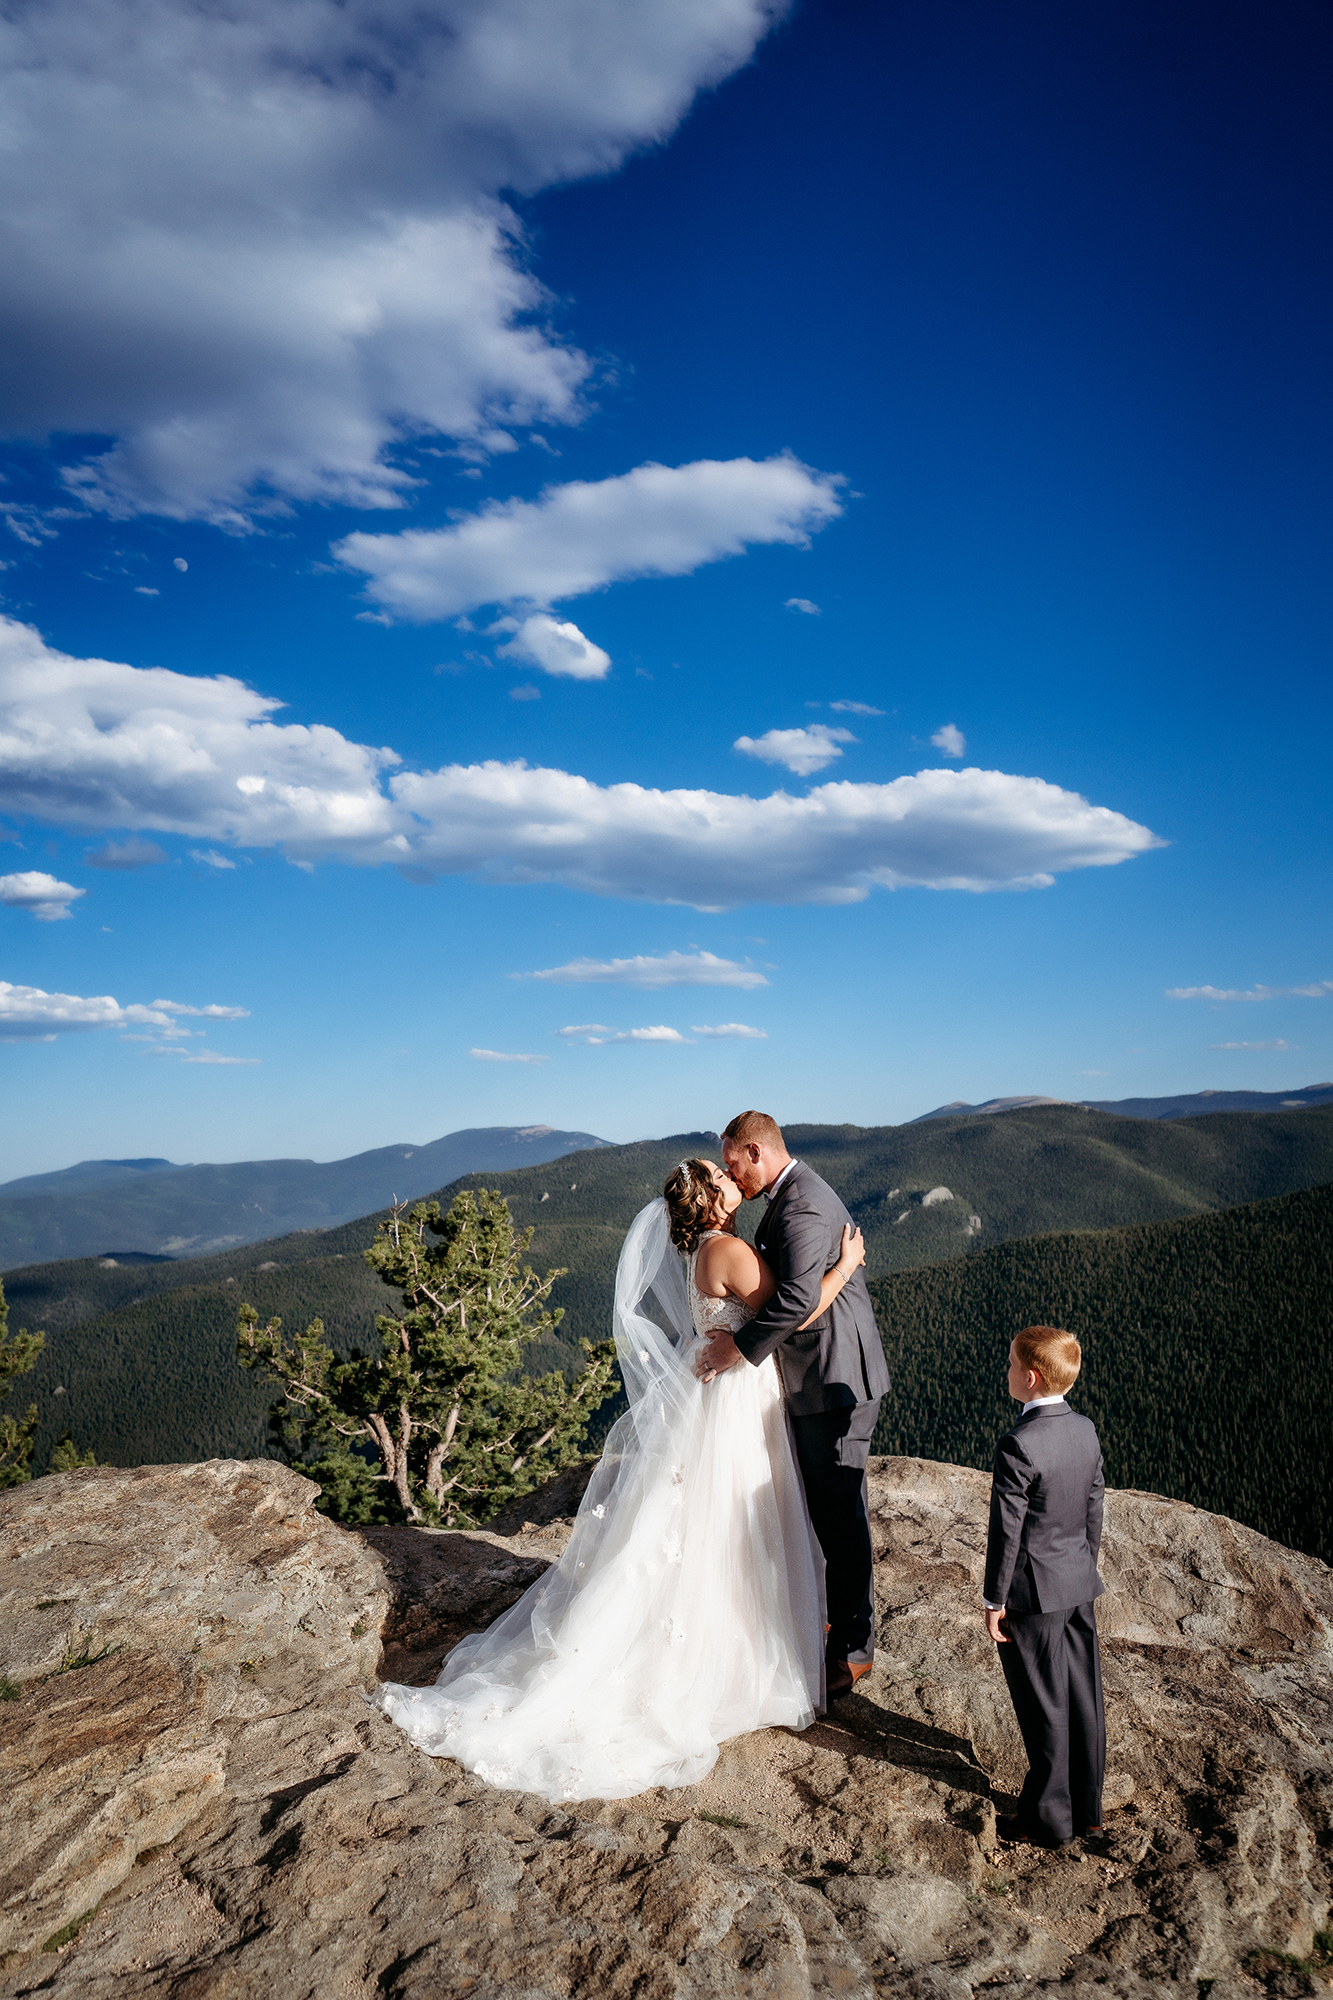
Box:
[0,1278,45,1489]
[48,1433,97,1473]
[238,1188,619,1527]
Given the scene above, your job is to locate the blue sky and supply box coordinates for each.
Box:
[0,0,1329,1178]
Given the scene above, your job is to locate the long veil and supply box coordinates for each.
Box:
[412,1196,703,1686]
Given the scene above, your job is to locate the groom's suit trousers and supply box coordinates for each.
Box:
[790,1400,880,1666]
[999,1600,1105,1846]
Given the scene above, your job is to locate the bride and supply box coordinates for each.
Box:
[374,1157,865,1803]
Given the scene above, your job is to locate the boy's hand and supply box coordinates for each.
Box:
[984,1607,1011,1644]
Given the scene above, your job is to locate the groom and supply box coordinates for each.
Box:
[697,1110,891,1699]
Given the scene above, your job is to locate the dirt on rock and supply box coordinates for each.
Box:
[1,1454,1330,1998]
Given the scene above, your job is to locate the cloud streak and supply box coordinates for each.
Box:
[85,839,169,871]
[0,980,248,1041]
[335,456,843,622]
[471,1047,548,1063]
[1168,982,1333,1002]
[691,1022,766,1038]
[518,950,767,989]
[0,617,1164,910]
[557,1023,690,1045]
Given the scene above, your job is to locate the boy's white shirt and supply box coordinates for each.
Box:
[982,1396,1069,1608]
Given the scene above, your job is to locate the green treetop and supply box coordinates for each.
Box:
[0,1278,45,1489]
[238,1187,619,1527]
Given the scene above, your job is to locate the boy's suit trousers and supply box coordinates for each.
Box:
[1000,1599,1105,1844]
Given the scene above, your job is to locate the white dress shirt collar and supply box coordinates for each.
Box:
[1022,1393,1067,1412]
[764,1158,799,1201]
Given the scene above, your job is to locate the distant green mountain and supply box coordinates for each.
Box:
[0,1125,610,1269]
[9,1105,1332,1513]
[869,1181,1333,1566]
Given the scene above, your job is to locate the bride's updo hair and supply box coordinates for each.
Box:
[663,1158,723,1253]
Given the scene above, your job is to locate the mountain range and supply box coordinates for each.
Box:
[8,1101,1332,1503]
[0,1126,610,1270]
[913,1082,1333,1121]
[6,1083,1331,1273]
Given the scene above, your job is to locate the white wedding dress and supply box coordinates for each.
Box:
[375,1202,825,1802]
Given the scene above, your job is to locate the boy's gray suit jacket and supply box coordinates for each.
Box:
[732,1161,892,1416]
[983,1402,1106,1616]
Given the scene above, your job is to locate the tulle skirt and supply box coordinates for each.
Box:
[375,1342,825,1801]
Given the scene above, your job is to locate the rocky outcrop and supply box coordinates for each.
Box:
[1,1456,1330,1999]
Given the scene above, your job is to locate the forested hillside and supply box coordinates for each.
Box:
[870,1182,1333,1564]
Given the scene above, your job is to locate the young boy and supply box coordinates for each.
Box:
[982,1325,1106,1848]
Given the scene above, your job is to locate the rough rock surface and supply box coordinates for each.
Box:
[1,1455,1330,1999]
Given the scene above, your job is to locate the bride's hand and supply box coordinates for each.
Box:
[838,1223,865,1275]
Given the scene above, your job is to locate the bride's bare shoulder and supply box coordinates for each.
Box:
[695,1232,761,1295]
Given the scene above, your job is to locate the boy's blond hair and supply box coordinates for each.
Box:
[1013,1325,1082,1396]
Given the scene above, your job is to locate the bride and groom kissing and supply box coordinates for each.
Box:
[377,1109,1106,1849]
[376,1109,890,1801]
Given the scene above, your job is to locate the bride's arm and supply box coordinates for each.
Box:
[702,1224,866,1324]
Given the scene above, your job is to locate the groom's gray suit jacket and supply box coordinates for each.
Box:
[732,1161,891,1416]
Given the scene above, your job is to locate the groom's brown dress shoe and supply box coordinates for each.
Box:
[826,1659,872,1700]
[996,1812,1071,1850]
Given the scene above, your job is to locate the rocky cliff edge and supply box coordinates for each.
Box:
[1,1456,1330,1999]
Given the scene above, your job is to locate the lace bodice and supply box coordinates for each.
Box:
[687,1231,757,1339]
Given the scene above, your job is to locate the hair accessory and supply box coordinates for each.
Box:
[676,1161,690,1179]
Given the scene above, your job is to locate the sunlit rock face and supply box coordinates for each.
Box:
[1,1455,1330,1997]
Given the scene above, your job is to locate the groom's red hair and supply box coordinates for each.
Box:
[722,1110,784,1149]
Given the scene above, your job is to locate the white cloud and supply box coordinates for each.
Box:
[0,980,246,1041]
[932,723,966,758]
[1168,982,1333,1002]
[561,1023,689,1045]
[552,1023,611,1038]
[830,700,884,717]
[179,1050,260,1065]
[86,838,169,870]
[0,616,1164,909]
[498,613,610,680]
[471,1047,548,1063]
[734,725,854,777]
[151,999,250,1020]
[519,950,767,989]
[509,685,542,703]
[1,0,783,525]
[786,598,820,615]
[335,455,843,622]
[1211,1040,1296,1051]
[191,849,237,869]
[174,559,188,573]
[0,870,84,921]
[135,587,160,598]
[691,1022,766,1038]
